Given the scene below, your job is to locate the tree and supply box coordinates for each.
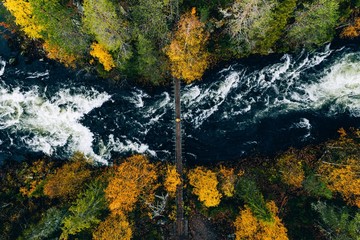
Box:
[92,213,132,240]
[318,158,360,207]
[43,155,91,200]
[134,33,167,84]
[165,8,210,83]
[43,41,77,68]
[236,177,273,222]
[131,0,169,45]
[105,155,158,215]
[19,159,53,198]
[285,0,340,50]
[303,173,332,199]
[234,201,288,240]
[258,0,296,53]
[83,0,131,68]
[3,0,43,38]
[29,0,89,56]
[341,17,360,38]
[221,0,277,55]
[187,166,222,207]
[276,149,305,188]
[20,208,66,240]
[312,201,360,239]
[164,164,181,197]
[218,165,242,197]
[60,181,107,240]
[90,42,116,71]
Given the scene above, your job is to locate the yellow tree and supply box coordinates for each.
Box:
[188,166,222,207]
[92,213,132,240]
[276,149,305,188]
[105,155,158,215]
[3,0,43,38]
[164,164,181,197]
[318,158,360,207]
[19,159,53,197]
[43,156,91,200]
[165,8,210,83]
[90,42,116,71]
[234,201,288,240]
[218,165,243,197]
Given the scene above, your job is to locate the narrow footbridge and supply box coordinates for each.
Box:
[174,78,187,239]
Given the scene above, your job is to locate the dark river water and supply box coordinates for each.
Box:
[1,34,360,164]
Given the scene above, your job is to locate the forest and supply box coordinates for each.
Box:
[0,0,360,85]
[0,128,359,239]
[0,0,360,239]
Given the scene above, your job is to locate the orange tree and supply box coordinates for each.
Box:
[92,213,132,240]
[165,8,210,84]
[43,153,91,200]
[105,155,158,215]
[234,201,288,240]
[187,166,222,207]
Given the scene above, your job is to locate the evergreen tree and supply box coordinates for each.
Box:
[60,181,107,239]
[285,0,340,50]
[20,208,67,240]
[312,201,360,239]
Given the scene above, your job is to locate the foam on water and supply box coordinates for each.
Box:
[1,45,360,163]
[0,59,5,76]
[182,45,360,130]
[0,84,111,163]
[183,70,241,128]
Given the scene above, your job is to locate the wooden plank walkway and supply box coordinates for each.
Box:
[174,78,187,239]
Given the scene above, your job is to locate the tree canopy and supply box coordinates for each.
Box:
[234,201,288,240]
[188,166,222,207]
[105,155,158,215]
[166,8,210,83]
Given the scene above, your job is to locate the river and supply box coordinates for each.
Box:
[1,36,360,164]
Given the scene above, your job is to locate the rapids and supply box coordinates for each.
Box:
[1,43,360,164]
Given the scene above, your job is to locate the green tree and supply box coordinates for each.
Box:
[285,0,340,50]
[257,0,296,54]
[221,0,277,55]
[20,208,66,240]
[60,181,107,239]
[29,0,89,56]
[134,33,167,84]
[303,173,333,199]
[312,201,360,239]
[83,0,131,68]
[131,0,169,45]
[130,0,171,83]
[236,177,273,222]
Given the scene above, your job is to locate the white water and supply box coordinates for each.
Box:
[0,84,111,163]
[1,45,360,163]
[182,46,360,131]
[0,59,5,76]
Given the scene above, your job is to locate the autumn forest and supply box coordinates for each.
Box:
[0,0,360,239]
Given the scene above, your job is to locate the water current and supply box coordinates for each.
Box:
[1,38,360,164]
